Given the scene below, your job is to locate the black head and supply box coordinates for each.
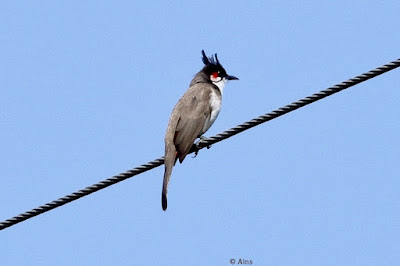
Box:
[201,50,238,81]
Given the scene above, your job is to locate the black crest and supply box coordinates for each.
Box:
[201,50,222,67]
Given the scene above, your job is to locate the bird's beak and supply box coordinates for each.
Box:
[226,75,239,81]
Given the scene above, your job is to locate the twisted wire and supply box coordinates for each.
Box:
[1,58,399,231]
[0,158,165,231]
[196,59,400,148]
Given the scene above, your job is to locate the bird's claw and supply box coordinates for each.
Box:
[198,136,212,149]
[199,136,212,149]
[192,136,212,158]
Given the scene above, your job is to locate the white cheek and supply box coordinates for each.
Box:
[212,77,227,95]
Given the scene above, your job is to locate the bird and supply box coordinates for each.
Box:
[162,50,238,211]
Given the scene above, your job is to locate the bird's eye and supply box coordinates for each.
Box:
[212,72,219,79]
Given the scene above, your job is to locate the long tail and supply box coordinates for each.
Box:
[162,143,176,211]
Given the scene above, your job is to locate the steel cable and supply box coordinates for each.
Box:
[1,58,399,231]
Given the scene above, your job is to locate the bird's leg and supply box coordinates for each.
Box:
[198,136,212,149]
[192,136,212,158]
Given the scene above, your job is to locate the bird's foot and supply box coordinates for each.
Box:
[192,136,212,158]
[198,136,212,149]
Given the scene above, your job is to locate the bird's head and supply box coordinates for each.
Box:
[201,50,238,84]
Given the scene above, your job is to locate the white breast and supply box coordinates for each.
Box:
[201,78,226,134]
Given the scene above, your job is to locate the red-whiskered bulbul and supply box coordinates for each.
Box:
[162,50,238,211]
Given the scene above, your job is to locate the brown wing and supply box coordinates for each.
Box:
[173,84,211,163]
[162,83,212,210]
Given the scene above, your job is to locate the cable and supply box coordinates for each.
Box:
[1,58,399,231]
[195,58,400,149]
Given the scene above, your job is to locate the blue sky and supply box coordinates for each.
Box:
[1,1,399,265]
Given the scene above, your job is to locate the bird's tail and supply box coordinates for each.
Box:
[162,143,176,211]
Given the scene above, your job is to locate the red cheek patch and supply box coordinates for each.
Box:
[212,72,219,79]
